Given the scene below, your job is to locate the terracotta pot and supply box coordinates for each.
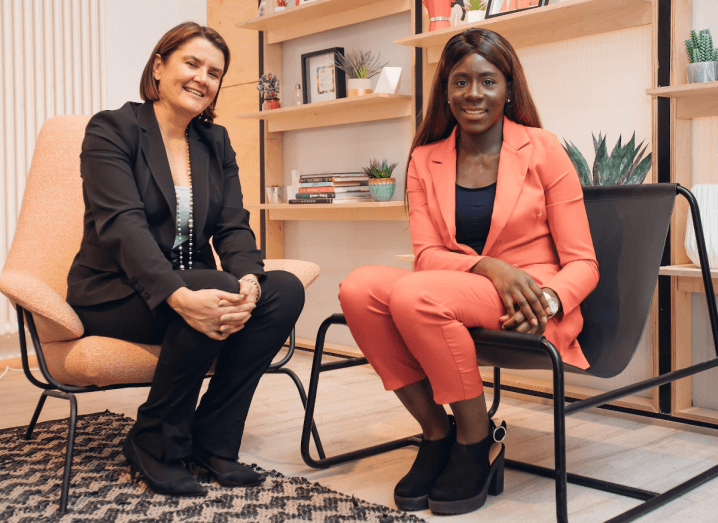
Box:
[262,97,281,110]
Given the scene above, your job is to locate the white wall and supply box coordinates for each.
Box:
[104,0,207,110]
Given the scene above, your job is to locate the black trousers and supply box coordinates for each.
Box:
[74,268,305,461]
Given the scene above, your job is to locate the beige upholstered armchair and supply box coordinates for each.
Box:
[0,115,321,513]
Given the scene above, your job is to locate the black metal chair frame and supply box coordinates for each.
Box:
[300,184,718,523]
[14,308,324,514]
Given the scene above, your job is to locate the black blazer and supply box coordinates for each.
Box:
[66,101,265,312]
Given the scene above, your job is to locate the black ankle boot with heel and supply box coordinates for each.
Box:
[394,415,456,511]
[428,419,507,515]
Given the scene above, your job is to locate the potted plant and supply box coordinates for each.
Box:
[465,0,487,23]
[362,159,398,201]
[561,132,652,186]
[335,50,388,97]
[257,73,281,110]
[685,29,718,83]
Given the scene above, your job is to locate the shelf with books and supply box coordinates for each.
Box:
[235,0,410,45]
[236,93,413,132]
[646,82,718,119]
[394,0,652,63]
[246,200,406,221]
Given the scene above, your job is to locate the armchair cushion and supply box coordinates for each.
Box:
[0,270,84,343]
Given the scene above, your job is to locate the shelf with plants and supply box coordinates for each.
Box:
[235,0,411,44]
[646,82,718,119]
[394,0,652,62]
[246,201,406,221]
[236,93,412,132]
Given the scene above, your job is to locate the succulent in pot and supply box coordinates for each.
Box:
[335,49,388,97]
[363,158,398,201]
[562,132,652,186]
[685,29,718,83]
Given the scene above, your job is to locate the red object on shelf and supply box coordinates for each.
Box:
[263,97,281,110]
[423,0,451,31]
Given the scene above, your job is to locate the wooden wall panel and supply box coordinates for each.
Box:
[208,0,260,88]
[214,83,262,242]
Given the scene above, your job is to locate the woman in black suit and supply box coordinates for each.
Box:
[66,22,305,497]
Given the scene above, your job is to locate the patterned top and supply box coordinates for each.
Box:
[173,186,191,249]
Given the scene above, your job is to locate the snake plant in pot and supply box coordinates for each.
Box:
[363,159,398,201]
[562,132,652,186]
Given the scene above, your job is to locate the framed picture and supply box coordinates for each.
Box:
[301,47,347,104]
[486,0,547,18]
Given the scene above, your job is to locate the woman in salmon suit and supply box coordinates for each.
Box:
[339,28,598,516]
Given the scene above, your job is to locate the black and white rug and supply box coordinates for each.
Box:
[0,411,425,522]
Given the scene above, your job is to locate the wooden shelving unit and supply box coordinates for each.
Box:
[236,0,411,44]
[394,0,652,63]
[247,201,407,221]
[647,82,718,119]
[236,94,413,132]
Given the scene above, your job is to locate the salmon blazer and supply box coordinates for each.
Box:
[407,117,599,369]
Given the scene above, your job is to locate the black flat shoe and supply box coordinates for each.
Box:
[428,420,506,515]
[191,447,265,487]
[122,437,206,497]
[394,415,456,512]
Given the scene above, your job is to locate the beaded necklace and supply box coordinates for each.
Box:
[176,130,193,270]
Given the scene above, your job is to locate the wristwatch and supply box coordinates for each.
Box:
[543,291,559,319]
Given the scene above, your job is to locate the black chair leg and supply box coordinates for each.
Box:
[35,390,78,514]
[488,367,501,419]
[544,339,569,523]
[24,390,49,440]
[301,314,420,468]
[273,366,326,459]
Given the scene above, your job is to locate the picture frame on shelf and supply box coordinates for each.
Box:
[301,47,347,104]
[486,0,547,18]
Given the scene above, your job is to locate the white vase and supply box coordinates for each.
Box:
[685,184,718,268]
[686,61,718,83]
[465,10,487,24]
[347,78,372,97]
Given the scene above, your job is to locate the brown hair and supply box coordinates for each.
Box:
[140,22,230,123]
[405,29,541,208]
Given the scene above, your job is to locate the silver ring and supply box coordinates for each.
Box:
[430,16,450,22]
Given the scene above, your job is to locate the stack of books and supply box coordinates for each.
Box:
[288,172,373,204]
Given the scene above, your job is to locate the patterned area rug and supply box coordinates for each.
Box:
[0,411,425,522]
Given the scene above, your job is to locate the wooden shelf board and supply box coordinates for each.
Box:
[246,201,407,221]
[237,94,413,132]
[394,0,651,63]
[295,337,363,358]
[646,82,718,119]
[659,264,718,279]
[236,0,410,44]
[674,406,718,425]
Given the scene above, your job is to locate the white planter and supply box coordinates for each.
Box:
[685,184,718,268]
[465,10,487,24]
[274,6,285,12]
[687,61,718,83]
[347,78,372,97]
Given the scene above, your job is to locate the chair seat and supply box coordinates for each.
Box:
[41,336,215,388]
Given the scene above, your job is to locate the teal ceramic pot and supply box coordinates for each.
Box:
[368,178,396,201]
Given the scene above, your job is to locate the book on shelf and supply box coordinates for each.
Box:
[288,198,335,204]
[299,173,369,183]
[294,192,335,198]
[297,186,335,193]
[333,186,369,193]
[298,181,333,188]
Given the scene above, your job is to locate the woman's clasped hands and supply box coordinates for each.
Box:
[166,279,259,340]
[473,258,555,335]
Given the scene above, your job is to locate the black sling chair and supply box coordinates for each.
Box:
[300,184,718,523]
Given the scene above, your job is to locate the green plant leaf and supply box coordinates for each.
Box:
[592,133,607,185]
[562,140,592,185]
[625,154,652,185]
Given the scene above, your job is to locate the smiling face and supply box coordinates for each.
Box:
[447,53,509,138]
[152,37,225,120]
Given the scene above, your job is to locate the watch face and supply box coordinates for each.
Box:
[544,292,559,314]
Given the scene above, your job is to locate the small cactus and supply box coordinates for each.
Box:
[685,29,718,63]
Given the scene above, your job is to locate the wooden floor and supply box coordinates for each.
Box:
[3,349,718,522]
